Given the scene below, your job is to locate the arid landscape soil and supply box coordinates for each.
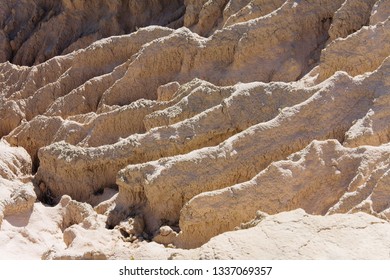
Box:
[0,0,390,259]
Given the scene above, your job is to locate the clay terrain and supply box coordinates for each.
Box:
[0,0,390,259]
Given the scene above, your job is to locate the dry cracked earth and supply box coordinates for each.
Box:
[0,0,390,260]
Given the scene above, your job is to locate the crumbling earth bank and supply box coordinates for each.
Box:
[0,0,389,259]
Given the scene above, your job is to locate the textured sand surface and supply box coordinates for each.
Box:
[0,0,389,259]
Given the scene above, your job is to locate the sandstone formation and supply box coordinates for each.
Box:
[0,0,184,66]
[176,138,390,248]
[0,0,389,259]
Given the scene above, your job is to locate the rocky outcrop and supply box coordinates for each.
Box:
[222,0,285,29]
[144,79,234,130]
[183,0,227,36]
[176,139,390,248]
[343,60,390,147]
[0,0,389,260]
[315,18,390,82]
[5,100,164,169]
[370,0,390,24]
[0,26,175,137]
[1,0,367,140]
[35,78,316,204]
[0,0,184,66]
[28,0,360,206]
[117,62,386,233]
[328,0,377,41]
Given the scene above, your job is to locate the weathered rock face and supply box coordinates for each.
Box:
[0,0,390,259]
[176,138,390,248]
[0,0,185,66]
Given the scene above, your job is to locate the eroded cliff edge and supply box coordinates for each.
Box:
[0,0,389,259]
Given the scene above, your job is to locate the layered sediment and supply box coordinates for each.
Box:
[0,0,389,259]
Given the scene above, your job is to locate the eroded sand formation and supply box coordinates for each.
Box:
[0,0,389,259]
